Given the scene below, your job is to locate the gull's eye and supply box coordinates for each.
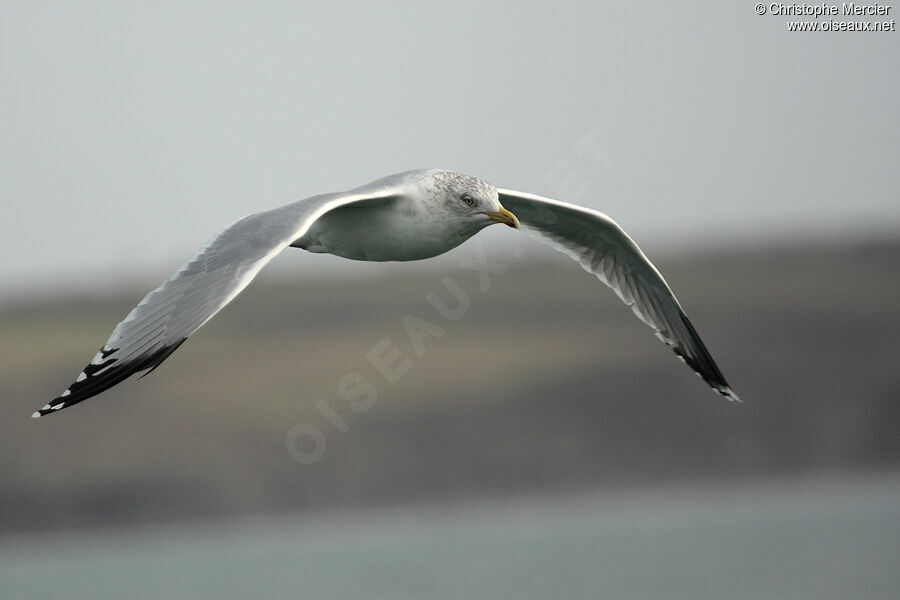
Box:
[461,193,475,206]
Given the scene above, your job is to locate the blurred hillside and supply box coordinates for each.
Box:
[1,239,898,534]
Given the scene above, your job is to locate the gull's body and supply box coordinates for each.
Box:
[33,169,738,418]
[293,171,495,261]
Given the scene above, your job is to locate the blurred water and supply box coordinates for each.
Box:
[2,476,898,600]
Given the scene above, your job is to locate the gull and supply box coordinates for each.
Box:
[32,169,739,418]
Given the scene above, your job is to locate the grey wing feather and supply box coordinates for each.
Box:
[498,188,739,402]
[35,186,402,417]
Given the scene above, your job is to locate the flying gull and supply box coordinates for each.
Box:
[32,169,739,418]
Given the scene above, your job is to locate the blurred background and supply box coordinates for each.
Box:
[1,2,898,598]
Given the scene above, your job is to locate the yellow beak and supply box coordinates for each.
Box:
[481,206,520,229]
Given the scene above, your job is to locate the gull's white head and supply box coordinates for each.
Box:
[428,170,519,233]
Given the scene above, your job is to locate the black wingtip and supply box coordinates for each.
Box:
[673,313,740,403]
[32,339,187,418]
[715,385,742,403]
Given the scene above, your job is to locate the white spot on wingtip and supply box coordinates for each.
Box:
[61,390,71,397]
[90,351,104,364]
[52,404,64,411]
[31,411,41,419]
[75,372,87,382]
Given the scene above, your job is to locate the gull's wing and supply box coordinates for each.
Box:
[33,186,403,418]
[497,188,739,402]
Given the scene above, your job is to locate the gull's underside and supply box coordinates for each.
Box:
[34,169,738,418]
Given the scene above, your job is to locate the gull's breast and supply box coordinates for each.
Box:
[292,201,470,262]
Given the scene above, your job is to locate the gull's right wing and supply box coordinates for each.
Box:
[34,184,404,417]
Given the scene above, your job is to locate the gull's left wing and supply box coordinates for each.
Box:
[498,188,739,402]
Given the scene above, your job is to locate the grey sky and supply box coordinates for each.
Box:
[2,1,898,299]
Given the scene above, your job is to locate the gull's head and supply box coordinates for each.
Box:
[429,170,519,232]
